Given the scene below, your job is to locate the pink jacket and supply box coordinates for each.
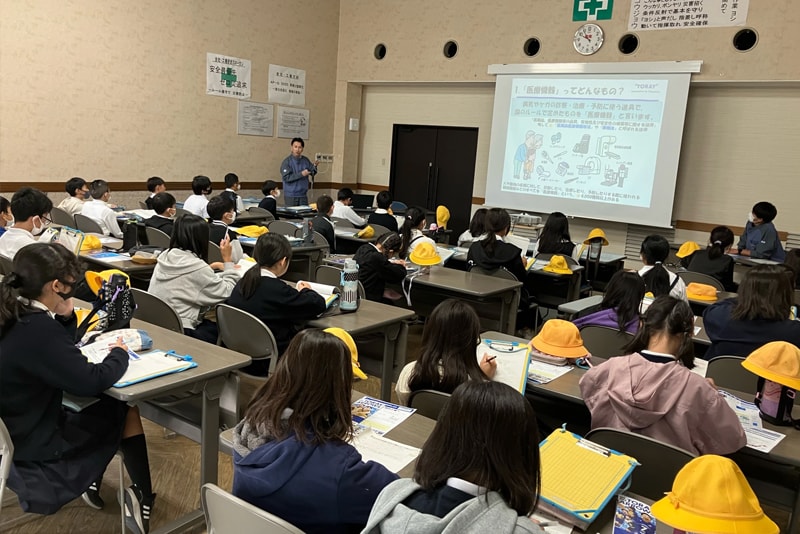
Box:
[579,354,746,455]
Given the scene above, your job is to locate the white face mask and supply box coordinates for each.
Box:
[32,215,47,236]
[274,190,281,198]
[748,212,755,223]
[227,212,236,224]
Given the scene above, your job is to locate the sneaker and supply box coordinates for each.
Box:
[81,481,104,510]
[124,486,155,534]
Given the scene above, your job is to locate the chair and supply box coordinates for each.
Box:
[0,417,14,517]
[706,355,758,393]
[578,325,634,359]
[677,270,724,291]
[366,224,390,237]
[390,201,408,212]
[470,265,539,330]
[268,220,301,236]
[331,217,354,228]
[795,289,800,308]
[50,206,75,227]
[246,206,274,222]
[145,226,171,248]
[293,228,329,247]
[201,483,304,534]
[131,288,183,333]
[208,242,223,264]
[0,255,12,276]
[175,207,192,219]
[74,213,105,234]
[585,427,695,500]
[315,264,342,286]
[216,304,280,378]
[138,201,148,209]
[408,389,451,420]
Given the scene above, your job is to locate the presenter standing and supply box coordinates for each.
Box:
[280,137,318,206]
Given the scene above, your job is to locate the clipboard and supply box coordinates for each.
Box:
[58,226,86,255]
[478,339,531,394]
[111,349,197,388]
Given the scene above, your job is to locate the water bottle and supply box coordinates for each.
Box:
[302,218,312,244]
[340,259,360,312]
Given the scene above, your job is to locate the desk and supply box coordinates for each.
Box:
[309,301,415,401]
[557,295,603,320]
[334,227,377,254]
[276,206,316,219]
[408,267,522,334]
[230,212,272,226]
[687,291,737,309]
[80,250,156,275]
[527,264,585,308]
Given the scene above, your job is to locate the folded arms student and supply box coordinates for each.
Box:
[737,201,785,260]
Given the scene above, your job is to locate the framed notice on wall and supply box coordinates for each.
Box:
[207,53,251,99]
[277,106,310,139]
[237,101,274,136]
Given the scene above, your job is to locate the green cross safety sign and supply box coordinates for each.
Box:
[573,0,613,21]
[221,68,237,87]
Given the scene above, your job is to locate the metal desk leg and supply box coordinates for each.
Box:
[500,288,521,334]
[380,322,403,401]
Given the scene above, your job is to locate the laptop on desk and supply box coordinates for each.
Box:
[351,194,375,210]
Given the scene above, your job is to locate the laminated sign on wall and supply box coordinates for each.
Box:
[207,53,251,99]
[629,0,749,30]
[277,106,310,139]
[269,64,306,107]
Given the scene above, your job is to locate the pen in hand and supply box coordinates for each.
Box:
[485,355,497,363]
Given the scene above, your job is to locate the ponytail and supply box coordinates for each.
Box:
[707,226,734,261]
[399,207,426,257]
[239,233,293,300]
[480,208,512,257]
[641,263,671,297]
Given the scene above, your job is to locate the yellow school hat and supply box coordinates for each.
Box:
[235,225,268,238]
[742,341,800,391]
[84,269,130,296]
[409,242,441,266]
[651,455,778,534]
[582,228,609,246]
[357,225,375,239]
[436,205,450,229]
[324,327,368,380]
[685,282,718,302]
[530,319,588,358]
[542,255,572,275]
[80,234,102,251]
[676,241,701,258]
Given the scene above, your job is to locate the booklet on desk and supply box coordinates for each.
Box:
[538,427,639,530]
[81,347,197,388]
[296,281,339,308]
[612,495,656,534]
[478,339,531,394]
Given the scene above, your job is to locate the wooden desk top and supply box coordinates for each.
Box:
[309,300,415,334]
[411,266,522,296]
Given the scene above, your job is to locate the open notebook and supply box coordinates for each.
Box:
[296,281,339,308]
[81,347,197,388]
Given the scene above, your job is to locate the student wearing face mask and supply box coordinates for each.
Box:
[220,172,245,214]
[0,187,54,259]
[144,192,177,236]
[183,175,213,218]
[353,232,408,303]
[737,201,785,261]
[0,196,12,237]
[56,177,90,217]
[258,180,280,220]
[80,180,123,238]
[207,195,244,263]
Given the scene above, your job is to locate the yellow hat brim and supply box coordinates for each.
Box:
[651,494,778,534]
[742,359,800,391]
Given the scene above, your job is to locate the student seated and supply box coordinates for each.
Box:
[144,176,165,210]
[207,195,244,263]
[533,211,579,260]
[80,179,123,238]
[573,270,645,333]
[225,233,326,372]
[57,176,89,216]
[637,234,687,300]
[311,194,336,250]
[395,299,496,406]
[367,190,399,233]
[0,187,53,259]
[457,208,487,247]
[702,264,800,359]
[332,187,367,227]
[399,206,436,258]
[580,296,746,455]
[0,244,154,533]
[258,179,280,220]
[183,175,212,218]
[467,207,526,282]
[352,232,407,303]
[232,329,397,534]
[220,172,245,214]
[685,225,737,292]
[737,200,785,261]
[147,214,238,342]
[362,381,544,534]
[144,192,176,236]
[0,196,11,237]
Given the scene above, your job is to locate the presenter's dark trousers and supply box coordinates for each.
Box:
[285,195,308,206]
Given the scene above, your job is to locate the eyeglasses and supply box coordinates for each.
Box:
[41,214,53,225]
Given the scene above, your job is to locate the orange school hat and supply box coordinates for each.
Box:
[324,327,368,380]
[409,242,441,266]
[530,319,589,358]
[582,228,609,246]
[676,241,701,258]
[743,341,800,391]
[542,255,572,275]
[685,282,718,302]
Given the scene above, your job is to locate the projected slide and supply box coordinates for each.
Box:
[501,78,667,209]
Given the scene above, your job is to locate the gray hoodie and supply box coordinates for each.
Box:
[361,479,544,534]
[147,248,239,329]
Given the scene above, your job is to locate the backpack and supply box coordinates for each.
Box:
[754,376,800,428]
[75,273,136,342]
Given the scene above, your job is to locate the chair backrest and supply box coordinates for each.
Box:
[138,200,149,209]
[677,270,725,291]
[293,228,329,247]
[707,355,758,393]
[201,483,304,534]
[468,264,518,281]
[175,207,192,219]
[315,264,343,286]
[390,201,408,212]
[247,206,275,222]
[367,224,391,237]
[0,255,12,276]
[578,325,634,359]
[145,226,171,248]
[131,288,183,333]
[331,217,354,228]
[268,220,301,236]
[0,417,15,517]
[74,213,105,234]
[408,389,451,420]
[50,206,76,227]
[207,242,223,264]
[535,252,579,267]
[795,289,800,307]
[585,427,695,500]
[216,304,280,377]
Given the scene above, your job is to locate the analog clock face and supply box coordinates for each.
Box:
[574,23,604,55]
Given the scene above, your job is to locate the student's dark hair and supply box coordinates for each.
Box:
[537,212,571,254]
[600,271,646,332]
[752,201,777,223]
[783,249,800,289]
[206,195,234,222]
[168,214,209,262]
[0,196,10,217]
[337,187,354,201]
[65,177,87,196]
[732,264,793,321]
[468,208,488,238]
[151,192,176,215]
[261,180,279,196]
[316,194,333,215]
[89,179,109,199]
[399,206,427,257]
[625,296,695,369]
[290,137,304,147]
[707,226,734,260]
[408,299,488,394]
[640,234,672,297]
[10,187,53,221]
[146,176,165,193]
[244,329,353,444]
[0,243,81,334]
[239,233,293,299]
[414,381,541,516]
[376,190,392,209]
[377,232,402,254]
[479,208,511,257]
[224,173,239,188]
[191,175,212,195]
[775,263,797,290]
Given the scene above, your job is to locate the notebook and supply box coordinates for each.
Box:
[296,281,339,308]
[81,347,197,388]
[478,339,532,394]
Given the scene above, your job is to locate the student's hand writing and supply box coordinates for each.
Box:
[111,336,129,353]
[219,234,233,263]
[390,259,407,266]
[296,281,312,291]
[479,353,497,378]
